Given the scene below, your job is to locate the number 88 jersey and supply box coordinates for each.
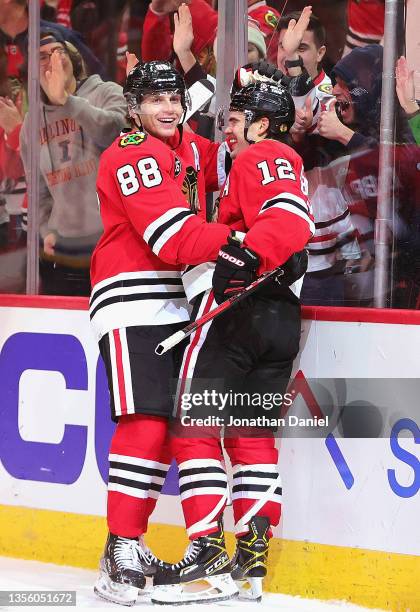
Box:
[90,129,229,341]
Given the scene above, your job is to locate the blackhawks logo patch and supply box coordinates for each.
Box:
[318,83,333,95]
[265,10,279,29]
[119,131,147,148]
[182,166,199,214]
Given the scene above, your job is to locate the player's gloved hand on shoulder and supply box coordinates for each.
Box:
[212,234,260,304]
[278,249,308,285]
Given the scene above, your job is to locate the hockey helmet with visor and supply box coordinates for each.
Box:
[124,60,191,123]
[217,82,295,144]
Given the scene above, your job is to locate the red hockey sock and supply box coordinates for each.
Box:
[170,435,228,539]
[107,414,170,537]
[225,437,281,534]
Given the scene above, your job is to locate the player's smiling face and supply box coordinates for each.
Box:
[138,91,183,140]
[224,111,249,159]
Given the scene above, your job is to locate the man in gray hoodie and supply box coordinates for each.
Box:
[20,28,126,295]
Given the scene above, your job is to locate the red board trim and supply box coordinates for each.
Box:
[0,295,89,310]
[301,305,420,325]
[1,295,420,325]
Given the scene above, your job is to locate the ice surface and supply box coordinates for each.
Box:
[0,557,384,611]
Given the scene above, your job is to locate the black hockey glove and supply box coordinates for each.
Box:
[254,61,314,99]
[213,236,260,304]
[278,249,308,285]
[233,61,290,93]
[252,60,289,85]
[288,70,314,97]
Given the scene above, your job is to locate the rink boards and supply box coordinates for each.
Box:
[0,297,419,611]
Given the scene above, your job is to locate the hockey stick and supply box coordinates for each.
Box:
[155,266,285,355]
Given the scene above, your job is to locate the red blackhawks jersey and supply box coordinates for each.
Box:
[184,139,315,301]
[220,139,315,269]
[90,128,229,340]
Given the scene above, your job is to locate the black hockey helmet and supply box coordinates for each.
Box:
[229,82,295,142]
[124,60,191,119]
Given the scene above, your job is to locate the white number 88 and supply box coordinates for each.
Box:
[117,157,163,196]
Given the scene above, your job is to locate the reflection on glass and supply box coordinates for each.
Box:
[0,2,28,293]
[22,25,126,296]
[15,1,419,306]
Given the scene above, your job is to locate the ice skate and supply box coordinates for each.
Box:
[93,533,147,606]
[231,515,270,602]
[138,534,167,578]
[151,521,238,605]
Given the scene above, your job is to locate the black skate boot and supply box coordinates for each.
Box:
[151,521,238,605]
[94,533,146,606]
[137,534,169,579]
[231,515,270,601]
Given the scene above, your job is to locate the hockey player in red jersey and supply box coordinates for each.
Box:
[90,61,232,606]
[151,83,314,604]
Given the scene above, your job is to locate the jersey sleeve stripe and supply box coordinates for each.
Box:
[263,197,309,216]
[143,207,193,245]
[260,201,316,235]
[260,192,310,214]
[149,213,195,256]
[147,210,193,252]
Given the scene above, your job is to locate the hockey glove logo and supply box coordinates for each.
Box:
[213,242,260,304]
[218,251,246,267]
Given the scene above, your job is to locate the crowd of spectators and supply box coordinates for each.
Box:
[0,0,418,308]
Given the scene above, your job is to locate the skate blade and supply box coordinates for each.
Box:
[235,576,263,602]
[94,571,139,606]
[141,576,154,597]
[151,573,239,605]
